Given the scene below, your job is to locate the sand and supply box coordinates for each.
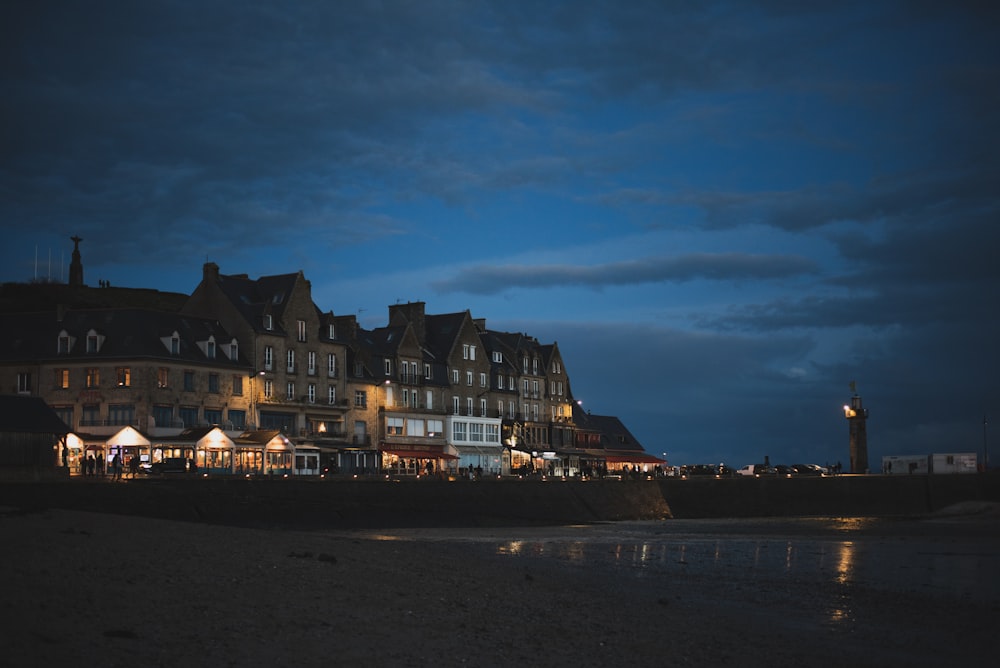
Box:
[1,506,998,667]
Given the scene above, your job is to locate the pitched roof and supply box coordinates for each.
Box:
[0,395,71,434]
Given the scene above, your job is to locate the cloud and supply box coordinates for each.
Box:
[431,252,819,295]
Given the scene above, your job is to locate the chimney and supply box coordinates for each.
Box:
[203,262,220,282]
[388,301,426,343]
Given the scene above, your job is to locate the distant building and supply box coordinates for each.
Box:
[0,241,659,477]
[0,394,71,479]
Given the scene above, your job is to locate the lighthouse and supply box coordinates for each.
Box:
[843,382,869,474]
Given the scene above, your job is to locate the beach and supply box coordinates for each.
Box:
[2,503,998,667]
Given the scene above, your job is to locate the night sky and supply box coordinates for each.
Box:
[3,1,998,469]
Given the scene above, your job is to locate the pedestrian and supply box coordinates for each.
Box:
[111,453,122,481]
[96,453,104,477]
[129,454,140,478]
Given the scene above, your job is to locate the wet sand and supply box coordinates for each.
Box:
[2,504,998,667]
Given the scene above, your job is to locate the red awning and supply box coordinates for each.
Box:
[605,453,666,464]
[380,448,458,460]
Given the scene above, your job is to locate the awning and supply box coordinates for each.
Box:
[605,453,666,464]
[380,448,458,460]
[452,444,503,454]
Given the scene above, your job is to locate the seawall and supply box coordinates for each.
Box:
[2,473,999,528]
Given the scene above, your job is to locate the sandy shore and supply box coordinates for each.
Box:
[2,506,998,667]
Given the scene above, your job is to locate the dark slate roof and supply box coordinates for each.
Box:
[572,404,647,453]
[0,282,188,313]
[0,308,249,367]
[423,312,468,360]
[213,271,301,335]
[0,395,71,434]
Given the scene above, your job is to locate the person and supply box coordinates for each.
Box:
[111,453,122,481]
[96,453,105,478]
[129,455,140,478]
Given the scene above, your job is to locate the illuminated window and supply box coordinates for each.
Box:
[86,368,100,388]
[54,368,69,389]
[157,367,169,388]
[115,367,131,387]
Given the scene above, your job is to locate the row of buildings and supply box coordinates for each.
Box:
[0,243,663,478]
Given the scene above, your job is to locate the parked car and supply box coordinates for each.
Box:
[737,464,778,477]
[791,464,826,476]
[775,465,796,477]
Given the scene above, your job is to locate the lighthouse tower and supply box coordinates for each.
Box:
[843,382,869,474]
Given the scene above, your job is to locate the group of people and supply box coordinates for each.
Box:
[78,452,142,479]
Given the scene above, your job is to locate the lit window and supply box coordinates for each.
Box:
[115,367,131,387]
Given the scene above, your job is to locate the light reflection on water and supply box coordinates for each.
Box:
[484,518,999,608]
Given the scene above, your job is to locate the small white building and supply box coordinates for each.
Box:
[882,453,978,475]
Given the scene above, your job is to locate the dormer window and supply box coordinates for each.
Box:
[171,336,180,354]
[229,340,239,361]
[206,339,216,358]
[85,329,104,353]
[264,314,273,330]
[492,351,502,364]
[328,323,335,339]
[57,330,73,354]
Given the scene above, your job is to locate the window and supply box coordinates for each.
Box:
[54,369,69,389]
[469,423,483,442]
[452,421,467,441]
[264,346,273,371]
[492,351,502,364]
[479,372,487,387]
[54,405,73,429]
[204,409,222,425]
[286,349,295,373]
[523,357,528,374]
[522,379,529,395]
[17,372,32,394]
[157,367,169,388]
[179,406,198,426]
[232,375,243,396]
[532,358,538,374]
[465,370,473,386]
[229,342,238,361]
[286,382,295,400]
[264,380,274,399]
[264,314,273,330]
[87,333,99,353]
[497,374,504,390]
[152,405,173,428]
[326,353,337,378]
[407,419,424,436]
[451,369,459,384]
[466,397,473,416]
[115,367,131,387]
[82,404,100,426]
[427,419,443,436]
[452,396,460,414]
[384,358,392,375]
[425,390,434,410]
[463,344,470,360]
[183,371,195,391]
[328,386,336,405]
[108,404,134,426]
[328,323,335,339]
[229,409,246,430]
[480,398,487,417]
[307,383,316,404]
[297,319,307,342]
[424,363,431,379]
[509,401,515,418]
[58,334,71,354]
[532,380,539,397]
[308,351,317,375]
[171,335,180,355]
[208,373,219,393]
[206,339,216,359]
[354,390,368,408]
[86,368,100,388]
[387,417,404,435]
[486,424,499,443]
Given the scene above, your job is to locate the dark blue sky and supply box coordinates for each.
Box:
[3,1,998,468]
